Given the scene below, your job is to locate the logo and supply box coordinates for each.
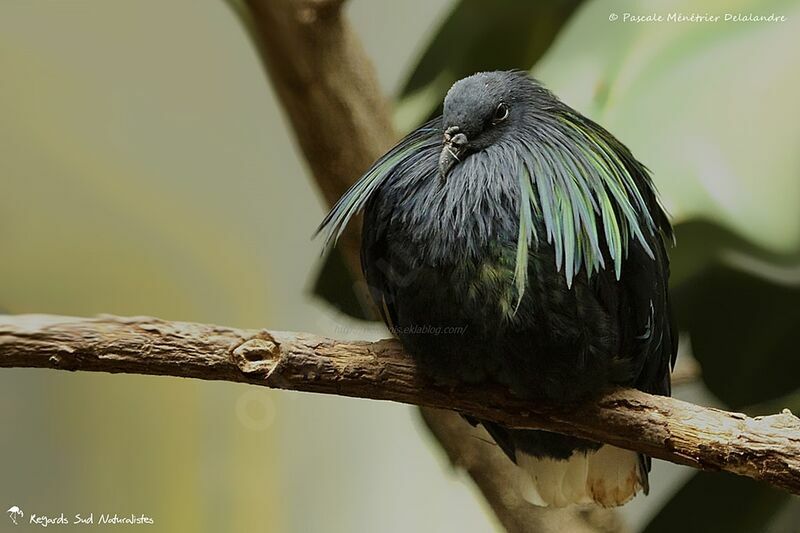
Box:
[5,505,154,527]
[7,506,24,525]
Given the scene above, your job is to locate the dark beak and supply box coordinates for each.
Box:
[439,127,468,180]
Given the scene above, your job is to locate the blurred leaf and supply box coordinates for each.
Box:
[395,0,584,132]
[672,251,800,408]
[645,471,793,533]
[311,248,369,318]
[747,388,800,417]
[669,221,800,408]
[764,497,800,533]
[670,220,800,289]
[535,0,800,255]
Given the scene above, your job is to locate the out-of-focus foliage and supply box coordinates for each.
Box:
[646,471,794,533]
[672,222,800,408]
[395,0,583,132]
[315,0,800,530]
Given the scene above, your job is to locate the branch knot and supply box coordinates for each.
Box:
[232,335,280,375]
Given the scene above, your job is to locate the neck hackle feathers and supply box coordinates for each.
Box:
[317,71,665,307]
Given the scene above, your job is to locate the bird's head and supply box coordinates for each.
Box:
[439,71,536,179]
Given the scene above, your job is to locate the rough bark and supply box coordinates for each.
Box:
[2,314,798,497]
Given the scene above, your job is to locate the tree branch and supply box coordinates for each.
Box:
[2,314,798,497]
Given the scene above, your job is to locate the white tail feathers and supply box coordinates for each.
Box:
[517,445,644,507]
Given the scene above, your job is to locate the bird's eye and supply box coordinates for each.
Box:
[494,103,509,122]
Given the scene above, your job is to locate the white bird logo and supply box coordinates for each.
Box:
[7,506,23,525]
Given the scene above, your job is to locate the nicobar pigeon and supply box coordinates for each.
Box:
[318,71,676,507]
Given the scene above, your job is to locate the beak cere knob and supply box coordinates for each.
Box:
[439,128,469,180]
[449,133,468,148]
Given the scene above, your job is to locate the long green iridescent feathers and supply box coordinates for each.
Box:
[319,112,658,307]
[513,112,657,296]
[513,164,536,308]
[316,122,440,249]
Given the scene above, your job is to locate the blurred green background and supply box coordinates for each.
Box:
[1,0,799,532]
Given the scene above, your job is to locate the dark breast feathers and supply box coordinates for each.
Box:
[361,127,675,404]
[359,125,676,506]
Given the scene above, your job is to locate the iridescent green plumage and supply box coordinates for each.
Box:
[319,113,661,308]
[317,122,440,250]
[512,111,659,296]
